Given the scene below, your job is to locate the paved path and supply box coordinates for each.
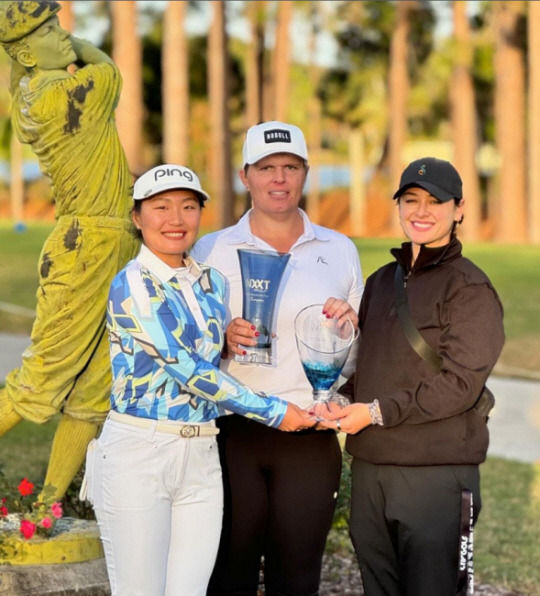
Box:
[1,333,540,464]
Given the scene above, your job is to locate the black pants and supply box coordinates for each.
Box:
[349,459,481,596]
[207,414,342,596]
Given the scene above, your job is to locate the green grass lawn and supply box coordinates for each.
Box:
[1,223,540,591]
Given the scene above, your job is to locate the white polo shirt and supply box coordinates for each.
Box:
[191,208,364,409]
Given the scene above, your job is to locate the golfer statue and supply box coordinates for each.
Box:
[0,0,139,500]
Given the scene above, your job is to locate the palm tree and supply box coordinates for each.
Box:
[451,0,482,241]
[387,0,414,236]
[305,1,322,224]
[528,0,540,244]
[57,0,74,32]
[110,0,144,175]
[9,129,23,225]
[245,0,266,127]
[162,0,189,165]
[272,0,293,121]
[493,1,527,242]
[208,1,234,227]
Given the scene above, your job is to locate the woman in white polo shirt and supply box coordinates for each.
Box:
[191,123,364,595]
[82,164,312,596]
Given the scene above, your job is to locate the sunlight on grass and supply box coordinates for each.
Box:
[475,458,540,595]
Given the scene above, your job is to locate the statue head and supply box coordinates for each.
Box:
[0,1,61,43]
[0,1,76,70]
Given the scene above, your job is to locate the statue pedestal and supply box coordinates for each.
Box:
[0,558,110,595]
[0,518,103,565]
[0,519,110,595]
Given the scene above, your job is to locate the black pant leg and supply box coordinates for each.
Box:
[349,459,481,596]
[264,429,342,596]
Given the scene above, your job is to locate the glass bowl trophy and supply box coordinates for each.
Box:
[294,304,357,409]
[236,248,291,365]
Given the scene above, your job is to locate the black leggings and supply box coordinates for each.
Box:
[207,414,342,596]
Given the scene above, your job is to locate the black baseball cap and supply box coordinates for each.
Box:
[393,157,463,202]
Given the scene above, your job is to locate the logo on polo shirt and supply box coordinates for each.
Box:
[264,129,292,144]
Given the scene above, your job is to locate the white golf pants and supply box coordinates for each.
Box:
[84,416,223,596]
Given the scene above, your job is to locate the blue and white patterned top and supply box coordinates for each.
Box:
[106,245,287,427]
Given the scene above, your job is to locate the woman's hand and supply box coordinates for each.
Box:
[224,317,257,358]
[322,297,359,331]
[278,403,317,432]
[316,403,371,434]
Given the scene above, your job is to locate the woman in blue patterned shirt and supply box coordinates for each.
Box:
[82,164,312,596]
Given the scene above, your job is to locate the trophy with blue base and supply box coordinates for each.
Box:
[294,303,357,414]
[236,248,291,365]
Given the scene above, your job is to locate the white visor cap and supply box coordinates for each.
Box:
[133,164,210,202]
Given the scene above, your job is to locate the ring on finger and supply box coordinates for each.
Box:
[336,420,341,432]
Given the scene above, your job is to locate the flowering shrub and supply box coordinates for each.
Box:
[0,470,63,540]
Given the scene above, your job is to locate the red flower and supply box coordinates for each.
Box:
[50,502,63,519]
[20,519,36,539]
[40,517,52,529]
[18,478,34,497]
[0,505,8,517]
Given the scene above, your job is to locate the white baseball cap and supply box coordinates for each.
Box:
[242,121,308,166]
[133,164,210,202]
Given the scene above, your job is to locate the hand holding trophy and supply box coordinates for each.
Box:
[294,304,358,421]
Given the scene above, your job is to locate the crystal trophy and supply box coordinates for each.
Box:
[236,248,291,365]
[294,303,357,406]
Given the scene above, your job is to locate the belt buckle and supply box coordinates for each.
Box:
[180,425,198,438]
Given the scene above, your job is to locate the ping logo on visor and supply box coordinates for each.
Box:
[264,129,292,144]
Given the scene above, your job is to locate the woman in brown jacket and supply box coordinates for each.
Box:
[320,157,504,596]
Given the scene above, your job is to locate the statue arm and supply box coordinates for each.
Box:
[70,36,114,66]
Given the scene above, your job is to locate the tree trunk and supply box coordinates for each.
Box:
[494,1,527,242]
[451,0,482,241]
[306,1,322,224]
[57,0,74,32]
[162,0,189,165]
[208,1,235,227]
[272,0,292,121]
[387,0,414,236]
[10,132,24,225]
[349,127,367,238]
[111,0,144,175]
[246,0,265,127]
[528,0,540,244]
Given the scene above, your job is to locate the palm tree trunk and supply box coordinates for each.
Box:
[272,0,292,121]
[162,0,189,165]
[246,0,265,127]
[306,1,322,224]
[57,0,74,31]
[451,0,482,241]
[10,132,24,225]
[349,127,366,238]
[494,1,527,242]
[208,1,235,228]
[111,0,144,175]
[388,0,414,236]
[528,0,540,244]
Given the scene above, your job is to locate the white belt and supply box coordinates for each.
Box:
[108,410,219,438]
